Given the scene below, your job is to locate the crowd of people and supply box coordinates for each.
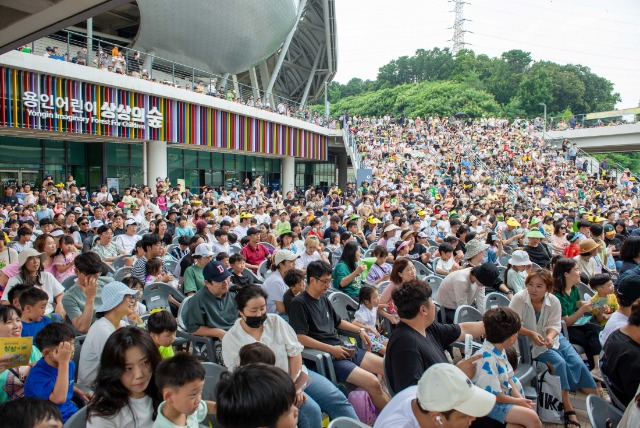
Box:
[0,108,639,427]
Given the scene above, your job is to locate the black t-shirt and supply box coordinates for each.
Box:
[289,291,343,346]
[523,244,551,269]
[283,289,295,315]
[385,321,461,393]
[0,195,18,207]
[230,273,252,288]
[407,243,427,261]
[602,329,640,405]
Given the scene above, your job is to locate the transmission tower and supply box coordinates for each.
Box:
[450,0,468,54]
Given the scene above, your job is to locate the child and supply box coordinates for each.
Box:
[170,236,190,261]
[153,353,217,428]
[564,233,581,258]
[121,276,148,317]
[504,250,531,294]
[365,245,392,285]
[435,242,460,275]
[145,258,164,285]
[19,287,52,338]
[24,323,90,423]
[229,253,251,287]
[7,283,33,310]
[239,342,276,366]
[353,285,389,354]
[472,307,541,428]
[282,269,305,315]
[216,364,298,428]
[589,273,618,326]
[53,236,76,283]
[216,252,230,269]
[148,309,178,359]
[0,397,63,428]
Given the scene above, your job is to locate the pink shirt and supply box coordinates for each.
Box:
[53,252,76,282]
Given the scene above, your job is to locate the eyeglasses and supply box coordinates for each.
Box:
[314,277,332,285]
[79,222,89,225]
[125,294,136,301]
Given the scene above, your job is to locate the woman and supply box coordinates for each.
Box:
[552,258,603,376]
[92,226,126,263]
[2,248,64,318]
[194,220,210,243]
[0,232,18,269]
[464,239,489,268]
[147,220,157,235]
[87,327,161,428]
[602,299,640,408]
[523,230,552,269]
[619,236,640,276]
[258,223,277,248]
[0,305,41,403]
[221,285,358,428]
[509,269,598,428]
[78,281,141,389]
[379,257,416,309]
[615,220,628,241]
[182,243,215,296]
[332,241,365,299]
[156,219,173,246]
[574,238,600,280]
[549,222,569,256]
[277,230,297,253]
[484,232,503,264]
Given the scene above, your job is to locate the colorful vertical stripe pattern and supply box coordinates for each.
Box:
[0,67,327,161]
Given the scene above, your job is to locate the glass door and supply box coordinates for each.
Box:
[0,170,41,197]
[20,171,40,190]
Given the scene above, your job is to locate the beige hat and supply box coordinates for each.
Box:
[464,239,490,260]
[383,224,400,233]
[274,249,299,266]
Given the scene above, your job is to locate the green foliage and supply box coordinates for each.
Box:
[591,153,640,174]
[322,47,620,119]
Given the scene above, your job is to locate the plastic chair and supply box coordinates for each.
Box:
[172,235,182,245]
[113,266,133,282]
[586,394,624,428]
[257,260,270,281]
[496,265,506,278]
[163,259,178,275]
[63,405,87,428]
[601,368,626,411]
[61,275,78,290]
[72,335,86,383]
[176,296,220,363]
[561,320,586,356]
[112,254,129,270]
[424,275,443,295]
[328,417,370,428]
[259,242,275,251]
[377,280,390,294]
[483,292,511,310]
[136,228,148,236]
[412,260,431,280]
[453,305,483,324]
[383,357,395,397]
[142,282,186,312]
[329,292,359,322]
[202,362,228,401]
[514,334,537,399]
[362,249,373,258]
[578,282,595,299]
[301,226,311,238]
[166,243,179,257]
[427,239,439,247]
[229,246,240,255]
[497,255,511,267]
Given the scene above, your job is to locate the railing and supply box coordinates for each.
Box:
[343,125,363,171]
[22,29,335,128]
[542,113,637,132]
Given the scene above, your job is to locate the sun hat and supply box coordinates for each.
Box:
[530,217,541,226]
[18,248,45,267]
[194,243,215,258]
[579,238,600,254]
[90,220,103,228]
[401,230,416,240]
[468,215,478,222]
[239,212,254,219]
[49,229,65,238]
[274,249,299,266]
[396,241,411,252]
[367,215,381,224]
[526,230,545,239]
[509,250,531,267]
[471,263,502,288]
[417,210,428,216]
[73,207,82,214]
[464,239,490,260]
[417,231,429,239]
[203,261,232,283]
[416,363,495,417]
[279,229,294,237]
[506,217,520,227]
[96,281,136,313]
[383,224,400,233]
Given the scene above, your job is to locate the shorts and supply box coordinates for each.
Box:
[332,347,367,381]
[367,332,386,353]
[487,402,514,424]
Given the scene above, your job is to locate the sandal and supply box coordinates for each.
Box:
[564,411,581,428]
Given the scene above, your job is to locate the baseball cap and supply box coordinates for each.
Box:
[18,248,44,268]
[239,212,254,219]
[471,263,502,289]
[604,224,616,235]
[203,261,232,283]
[73,207,82,214]
[417,231,429,239]
[124,219,137,227]
[617,275,640,306]
[194,243,215,258]
[274,249,299,266]
[416,363,495,417]
[91,192,98,197]
[96,281,136,313]
[246,227,260,236]
[90,220,104,228]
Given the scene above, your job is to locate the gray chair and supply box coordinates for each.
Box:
[166,243,180,257]
[113,266,132,282]
[362,248,373,258]
[172,235,182,245]
[176,296,220,363]
[72,335,86,383]
[427,239,439,247]
[424,275,443,295]
[514,334,537,400]
[497,255,511,267]
[328,417,370,428]
[142,282,186,312]
[63,405,87,428]
[412,260,431,280]
[586,394,624,428]
[61,275,78,290]
[257,260,270,281]
[301,226,311,238]
[377,280,390,294]
[483,292,511,311]
[163,259,178,275]
[202,362,227,401]
[329,291,359,322]
[601,367,627,411]
[241,267,264,285]
[259,242,275,251]
[383,356,395,397]
[578,282,595,299]
[112,254,129,270]
[453,305,483,324]
[136,228,148,236]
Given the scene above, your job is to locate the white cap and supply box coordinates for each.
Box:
[274,249,299,266]
[416,363,495,417]
[91,220,103,228]
[194,243,215,258]
[124,219,137,227]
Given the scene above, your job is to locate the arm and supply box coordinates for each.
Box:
[562,300,593,327]
[69,279,98,333]
[49,342,73,404]
[337,319,372,350]
[339,266,365,288]
[274,301,286,315]
[457,321,485,341]
[191,326,227,339]
[54,293,65,318]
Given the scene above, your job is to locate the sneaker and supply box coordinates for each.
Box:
[591,367,604,382]
[599,387,611,403]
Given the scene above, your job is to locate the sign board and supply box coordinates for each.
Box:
[356,168,373,189]
[585,107,640,120]
[107,178,119,194]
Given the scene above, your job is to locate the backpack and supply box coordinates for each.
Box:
[347,387,379,424]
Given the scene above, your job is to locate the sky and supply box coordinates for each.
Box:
[333,0,640,110]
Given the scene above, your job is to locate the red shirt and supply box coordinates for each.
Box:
[564,244,580,259]
[241,243,271,271]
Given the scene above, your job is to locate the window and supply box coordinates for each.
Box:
[106,143,130,165]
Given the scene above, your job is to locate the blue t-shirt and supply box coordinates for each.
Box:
[24,358,78,422]
[21,317,53,338]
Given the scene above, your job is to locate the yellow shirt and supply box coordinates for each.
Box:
[158,345,175,359]
[590,293,619,326]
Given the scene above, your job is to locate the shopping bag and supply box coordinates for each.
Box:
[536,369,564,424]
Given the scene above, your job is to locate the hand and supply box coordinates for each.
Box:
[55,341,73,364]
[75,388,93,403]
[369,327,381,338]
[0,356,13,372]
[455,354,482,379]
[383,272,391,279]
[544,336,554,348]
[294,390,306,407]
[84,275,98,300]
[514,398,536,409]
[355,264,366,275]
[531,332,545,346]
[360,330,372,351]
[161,273,174,283]
[580,301,594,314]
[330,345,351,360]
[124,257,135,267]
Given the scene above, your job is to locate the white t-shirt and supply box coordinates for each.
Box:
[87,395,154,428]
[263,271,286,314]
[3,272,64,314]
[115,233,141,255]
[436,257,454,273]
[295,251,322,270]
[354,304,377,330]
[600,311,628,347]
[373,385,419,427]
[78,317,128,388]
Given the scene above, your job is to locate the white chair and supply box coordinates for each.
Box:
[113,266,132,282]
[328,292,358,322]
[328,417,370,427]
[424,275,442,295]
[453,305,483,324]
[586,394,624,428]
[412,260,431,280]
[483,292,511,310]
[578,282,595,299]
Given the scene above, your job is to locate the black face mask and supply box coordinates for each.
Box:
[244,313,268,329]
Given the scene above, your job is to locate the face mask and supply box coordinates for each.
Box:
[244,313,268,329]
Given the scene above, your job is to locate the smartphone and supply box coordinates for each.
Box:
[345,347,356,358]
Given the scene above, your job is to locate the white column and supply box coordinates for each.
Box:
[147,141,167,189]
[282,156,295,195]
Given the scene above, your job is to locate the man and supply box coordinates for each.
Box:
[375,364,495,428]
[232,212,253,238]
[128,205,144,224]
[0,187,19,207]
[111,214,126,236]
[131,233,173,282]
[289,261,390,411]
[115,219,141,254]
[76,46,88,65]
[182,260,237,340]
[240,227,272,272]
[601,275,640,346]
[501,217,524,250]
[71,216,92,251]
[385,279,484,394]
[61,252,105,333]
[96,184,112,203]
[22,184,37,206]
[436,263,502,323]
[323,215,346,240]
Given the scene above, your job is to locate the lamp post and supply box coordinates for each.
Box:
[538,102,547,136]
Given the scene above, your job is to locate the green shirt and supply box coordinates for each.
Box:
[0,346,41,403]
[333,261,361,299]
[183,264,205,295]
[61,278,111,330]
[158,346,174,359]
[182,288,238,334]
[554,286,580,317]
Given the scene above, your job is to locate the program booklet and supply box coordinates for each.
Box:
[0,337,33,370]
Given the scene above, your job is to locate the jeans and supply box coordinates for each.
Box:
[297,370,358,428]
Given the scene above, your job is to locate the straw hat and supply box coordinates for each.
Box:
[579,239,600,254]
